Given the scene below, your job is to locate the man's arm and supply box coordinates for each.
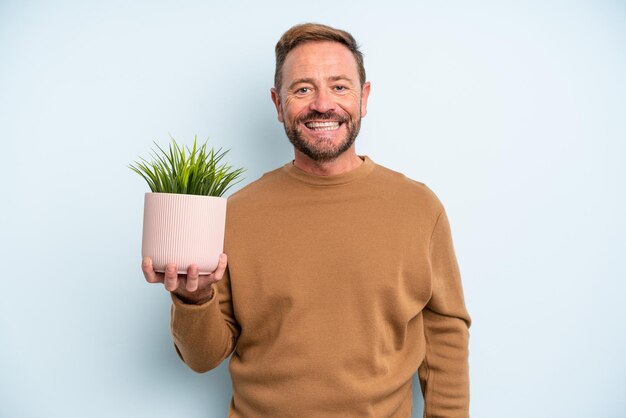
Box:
[170,265,240,373]
[142,255,240,373]
[418,208,472,418]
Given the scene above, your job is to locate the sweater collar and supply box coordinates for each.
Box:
[281,155,375,186]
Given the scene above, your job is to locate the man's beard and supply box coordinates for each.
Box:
[283,108,362,163]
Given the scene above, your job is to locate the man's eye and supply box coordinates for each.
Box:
[335,86,346,91]
[297,87,310,94]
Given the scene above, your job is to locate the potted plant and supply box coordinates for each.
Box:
[129,135,244,274]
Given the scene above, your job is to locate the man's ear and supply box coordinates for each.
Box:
[360,81,371,118]
[270,88,284,123]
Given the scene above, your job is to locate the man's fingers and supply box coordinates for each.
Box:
[211,253,228,281]
[142,257,162,283]
[186,264,199,292]
[164,263,179,291]
[142,256,225,292]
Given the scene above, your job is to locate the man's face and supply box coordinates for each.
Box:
[271,41,371,162]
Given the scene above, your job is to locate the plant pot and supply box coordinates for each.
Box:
[141,192,227,275]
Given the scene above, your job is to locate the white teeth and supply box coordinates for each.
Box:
[305,121,340,131]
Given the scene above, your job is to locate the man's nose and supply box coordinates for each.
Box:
[309,89,335,113]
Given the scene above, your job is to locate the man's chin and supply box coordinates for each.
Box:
[292,140,353,162]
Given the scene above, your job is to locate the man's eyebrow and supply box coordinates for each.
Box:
[328,75,354,84]
[288,78,315,90]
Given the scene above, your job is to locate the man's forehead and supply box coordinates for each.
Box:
[282,41,360,78]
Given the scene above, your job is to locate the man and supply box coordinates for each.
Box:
[142,23,471,418]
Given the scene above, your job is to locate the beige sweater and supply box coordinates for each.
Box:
[171,156,471,418]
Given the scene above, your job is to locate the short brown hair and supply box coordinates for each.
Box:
[274,23,366,92]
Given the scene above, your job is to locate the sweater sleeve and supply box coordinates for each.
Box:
[170,266,240,373]
[418,208,472,418]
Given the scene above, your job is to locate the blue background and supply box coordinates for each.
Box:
[1,1,625,417]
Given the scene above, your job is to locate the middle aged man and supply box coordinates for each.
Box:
[143,23,472,418]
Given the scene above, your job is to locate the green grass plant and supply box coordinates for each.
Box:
[129,135,245,197]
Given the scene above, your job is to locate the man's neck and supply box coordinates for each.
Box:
[292,149,364,176]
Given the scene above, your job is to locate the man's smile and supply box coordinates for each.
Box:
[303,121,342,131]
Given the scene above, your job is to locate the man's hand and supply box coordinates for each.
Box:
[142,254,228,305]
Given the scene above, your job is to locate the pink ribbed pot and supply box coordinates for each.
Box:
[141,192,227,275]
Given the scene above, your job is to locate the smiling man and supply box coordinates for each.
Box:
[143,23,471,418]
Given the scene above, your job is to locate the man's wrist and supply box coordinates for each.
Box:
[173,286,214,305]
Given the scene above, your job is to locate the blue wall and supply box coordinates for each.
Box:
[1,1,625,417]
